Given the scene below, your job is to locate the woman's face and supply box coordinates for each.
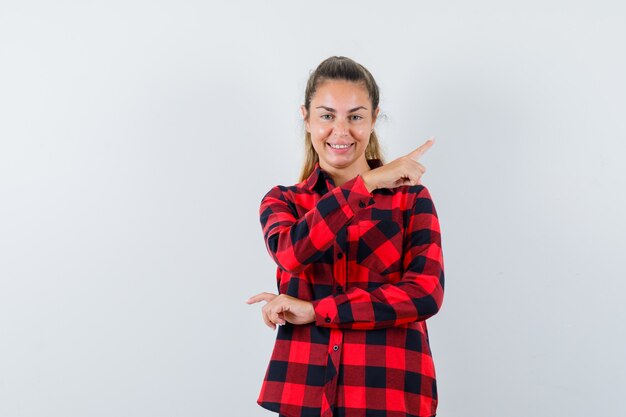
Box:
[301,79,379,172]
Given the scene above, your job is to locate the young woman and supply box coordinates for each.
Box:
[247,56,445,417]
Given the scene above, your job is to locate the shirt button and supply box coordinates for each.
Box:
[358,201,366,208]
[333,345,339,351]
[337,252,343,259]
[325,317,331,323]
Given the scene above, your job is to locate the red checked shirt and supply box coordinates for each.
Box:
[256,158,445,417]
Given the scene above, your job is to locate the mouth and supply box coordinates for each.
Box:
[327,142,355,150]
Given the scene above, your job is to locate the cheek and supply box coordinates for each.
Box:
[350,126,370,138]
[312,124,331,138]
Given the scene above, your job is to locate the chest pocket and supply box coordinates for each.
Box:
[357,219,404,276]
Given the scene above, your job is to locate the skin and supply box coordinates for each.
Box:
[247,79,435,330]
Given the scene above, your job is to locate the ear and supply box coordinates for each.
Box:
[300,105,310,132]
[372,106,380,129]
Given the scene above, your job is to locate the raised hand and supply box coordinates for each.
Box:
[361,136,435,192]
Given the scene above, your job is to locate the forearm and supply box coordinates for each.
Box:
[311,258,444,330]
[261,174,374,273]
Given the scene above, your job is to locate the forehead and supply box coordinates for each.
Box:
[312,79,370,107]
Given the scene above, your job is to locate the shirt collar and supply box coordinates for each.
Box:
[305,158,383,192]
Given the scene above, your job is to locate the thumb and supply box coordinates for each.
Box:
[407,136,435,161]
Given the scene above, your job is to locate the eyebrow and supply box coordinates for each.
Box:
[315,106,368,113]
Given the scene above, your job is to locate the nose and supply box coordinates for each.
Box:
[333,119,349,137]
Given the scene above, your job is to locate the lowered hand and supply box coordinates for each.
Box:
[246,292,315,330]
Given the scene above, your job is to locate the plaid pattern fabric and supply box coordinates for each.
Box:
[257,159,445,417]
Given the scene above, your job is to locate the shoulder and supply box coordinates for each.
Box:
[402,183,435,199]
[381,183,430,202]
[385,184,437,214]
[259,180,309,206]
[408,184,439,217]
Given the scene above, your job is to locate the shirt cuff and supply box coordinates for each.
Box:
[337,174,375,216]
[311,296,339,327]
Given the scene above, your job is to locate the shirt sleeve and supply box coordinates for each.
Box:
[259,174,374,274]
[310,185,445,330]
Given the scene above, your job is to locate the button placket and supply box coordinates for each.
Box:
[329,329,343,356]
[333,237,346,295]
[323,327,343,417]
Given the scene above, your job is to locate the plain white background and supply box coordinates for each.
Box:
[1,1,625,416]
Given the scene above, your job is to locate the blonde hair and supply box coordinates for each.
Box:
[298,56,386,182]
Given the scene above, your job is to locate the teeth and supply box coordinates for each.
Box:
[329,143,352,149]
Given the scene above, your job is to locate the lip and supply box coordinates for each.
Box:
[327,142,355,147]
[327,142,354,153]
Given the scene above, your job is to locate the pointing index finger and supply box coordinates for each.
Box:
[246,292,275,304]
[408,136,435,161]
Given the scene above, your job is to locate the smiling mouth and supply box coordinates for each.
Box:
[327,143,354,149]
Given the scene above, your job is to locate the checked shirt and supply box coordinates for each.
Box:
[256,158,445,417]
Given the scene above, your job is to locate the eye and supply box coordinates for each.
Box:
[321,114,333,120]
[350,115,363,121]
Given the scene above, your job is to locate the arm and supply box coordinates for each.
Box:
[259,174,373,274]
[310,185,445,330]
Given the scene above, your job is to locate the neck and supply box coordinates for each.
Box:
[322,159,371,187]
